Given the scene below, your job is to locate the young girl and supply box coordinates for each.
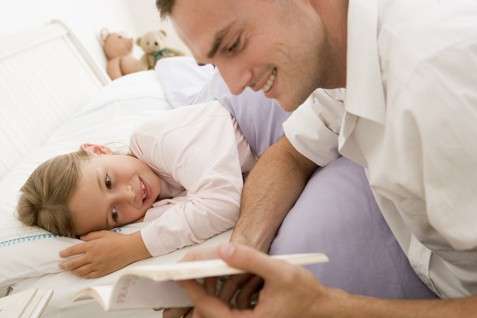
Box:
[17,101,256,278]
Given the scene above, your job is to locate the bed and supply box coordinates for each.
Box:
[2,16,396,318]
[0,20,229,317]
[0,17,302,317]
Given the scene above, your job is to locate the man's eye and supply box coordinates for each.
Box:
[226,39,240,53]
[112,207,119,223]
[105,174,112,189]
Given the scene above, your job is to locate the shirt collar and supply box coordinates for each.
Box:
[345,0,386,125]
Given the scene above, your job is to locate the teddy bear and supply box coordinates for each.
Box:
[100,28,147,80]
[136,30,184,70]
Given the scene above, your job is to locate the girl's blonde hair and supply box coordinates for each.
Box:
[17,149,90,237]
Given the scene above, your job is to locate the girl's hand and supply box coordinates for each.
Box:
[59,231,150,278]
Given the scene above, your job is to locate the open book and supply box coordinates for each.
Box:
[0,288,53,318]
[74,253,328,311]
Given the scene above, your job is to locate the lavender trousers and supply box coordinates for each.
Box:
[222,89,436,299]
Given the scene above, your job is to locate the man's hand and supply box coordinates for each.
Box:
[59,231,151,278]
[180,243,348,318]
[163,246,224,318]
[163,308,193,318]
[219,235,264,309]
[163,245,261,318]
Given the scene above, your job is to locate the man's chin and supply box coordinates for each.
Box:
[277,95,308,112]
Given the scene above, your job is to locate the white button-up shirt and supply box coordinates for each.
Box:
[284,0,477,298]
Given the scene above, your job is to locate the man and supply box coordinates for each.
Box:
[158,0,477,317]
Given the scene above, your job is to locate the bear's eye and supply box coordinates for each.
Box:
[118,35,122,39]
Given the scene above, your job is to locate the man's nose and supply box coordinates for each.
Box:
[216,61,253,95]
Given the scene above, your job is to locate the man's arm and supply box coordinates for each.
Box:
[345,295,477,318]
[182,243,477,318]
[231,136,317,252]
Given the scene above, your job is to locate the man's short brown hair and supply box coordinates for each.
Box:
[156,0,176,18]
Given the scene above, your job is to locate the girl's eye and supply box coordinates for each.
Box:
[112,207,119,223]
[105,174,112,189]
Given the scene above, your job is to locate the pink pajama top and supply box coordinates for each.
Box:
[129,101,256,256]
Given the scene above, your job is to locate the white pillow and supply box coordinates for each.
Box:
[0,71,172,288]
[155,56,232,107]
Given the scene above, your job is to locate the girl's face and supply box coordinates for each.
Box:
[68,144,161,236]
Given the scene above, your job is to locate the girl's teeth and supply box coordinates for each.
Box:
[141,181,146,200]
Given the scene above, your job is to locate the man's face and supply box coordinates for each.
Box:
[172,0,332,111]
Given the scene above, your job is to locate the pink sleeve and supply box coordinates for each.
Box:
[138,102,242,256]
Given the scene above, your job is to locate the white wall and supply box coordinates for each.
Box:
[127,1,190,54]
[0,0,188,68]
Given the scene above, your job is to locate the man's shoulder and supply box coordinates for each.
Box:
[379,1,477,99]
[380,1,477,58]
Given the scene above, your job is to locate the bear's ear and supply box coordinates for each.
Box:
[99,28,110,45]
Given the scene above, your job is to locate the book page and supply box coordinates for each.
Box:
[74,286,111,309]
[110,276,191,310]
[75,278,190,311]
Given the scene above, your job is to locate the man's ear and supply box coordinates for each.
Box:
[80,144,113,156]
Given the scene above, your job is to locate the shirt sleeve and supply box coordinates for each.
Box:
[132,102,242,257]
[283,89,344,167]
